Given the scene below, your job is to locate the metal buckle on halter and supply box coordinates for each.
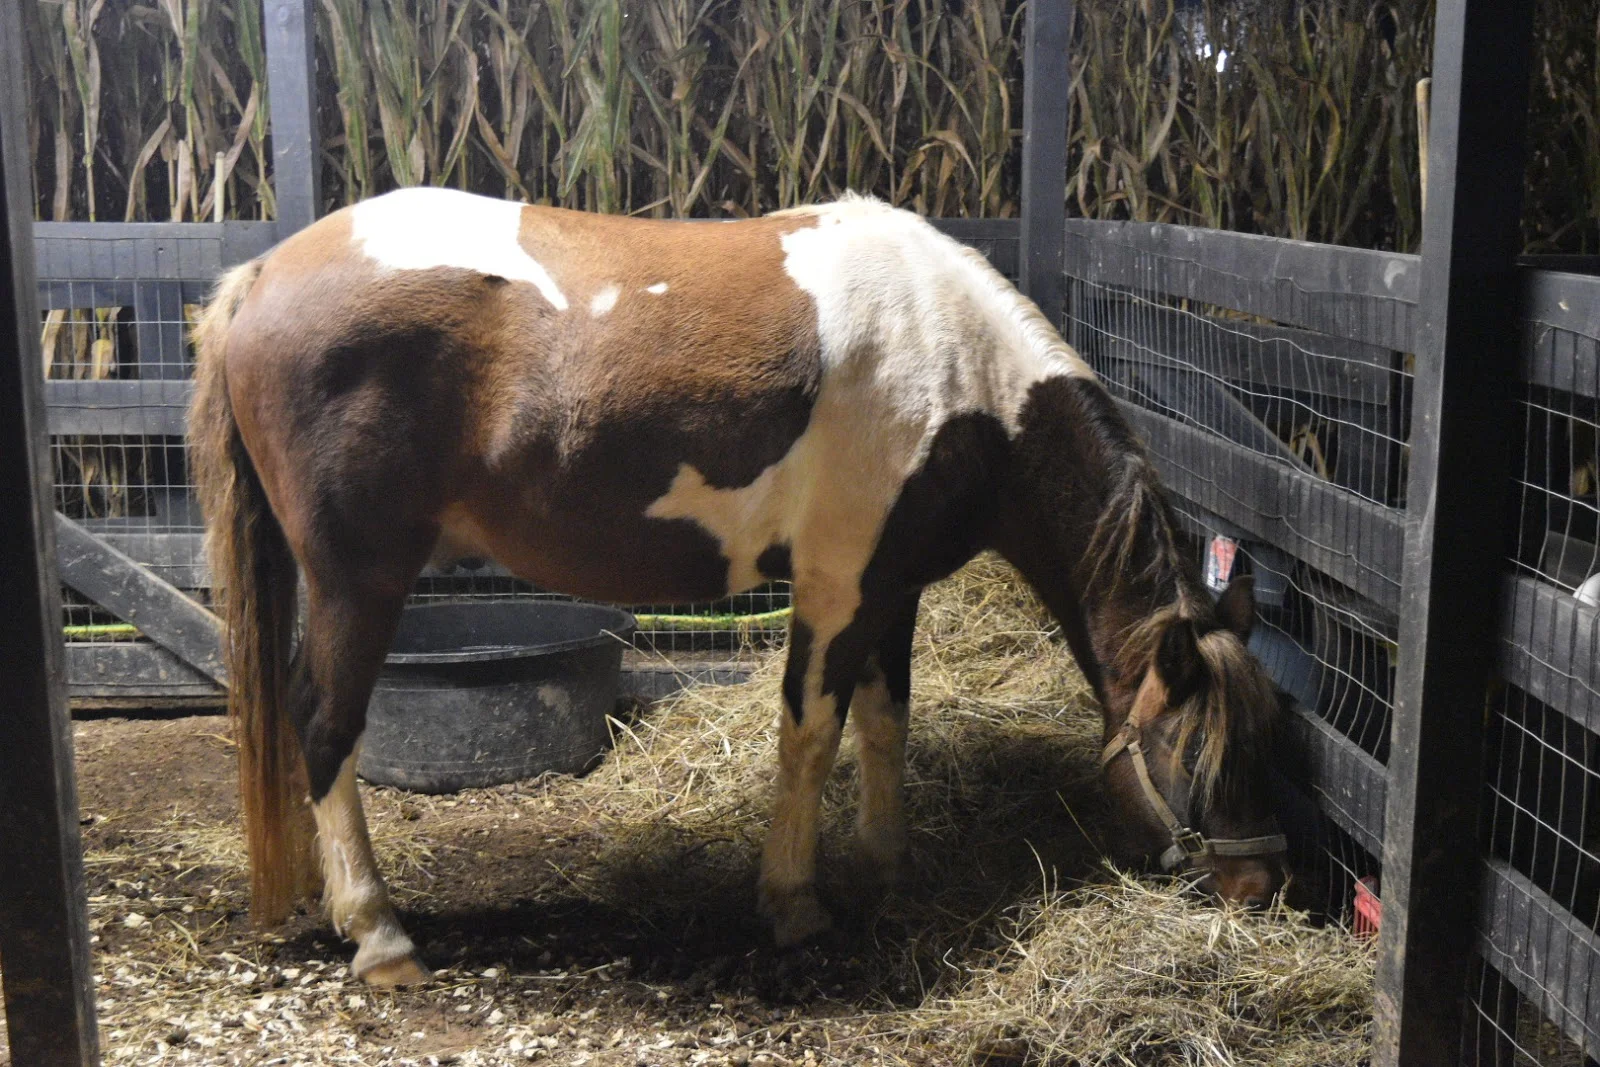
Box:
[1173,828,1208,862]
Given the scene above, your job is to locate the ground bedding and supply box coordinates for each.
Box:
[2,559,1373,1066]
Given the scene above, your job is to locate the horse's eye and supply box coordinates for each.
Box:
[1181,732,1204,773]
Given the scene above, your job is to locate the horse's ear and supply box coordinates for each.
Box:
[1156,620,1205,707]
[1216,575,1255,640]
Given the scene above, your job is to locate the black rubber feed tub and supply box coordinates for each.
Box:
[358,601,636,794]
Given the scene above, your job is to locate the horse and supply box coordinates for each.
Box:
[189,188,1288,987]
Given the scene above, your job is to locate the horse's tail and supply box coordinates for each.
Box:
[190,259,318,924]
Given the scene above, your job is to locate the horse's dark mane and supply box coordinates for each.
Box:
[1081,450,1194,609]
[1080,410,1276,812]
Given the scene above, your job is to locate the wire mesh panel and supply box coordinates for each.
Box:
[43,276,210,642]
[1468,269,1600,1067]
[1061,222,1414,924]
[1465,955,1592,1067]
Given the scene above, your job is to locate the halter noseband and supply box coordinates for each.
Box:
[1099,712,1287,874]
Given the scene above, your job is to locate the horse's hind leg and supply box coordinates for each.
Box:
[291,572,425,985]
[852,594,919,886]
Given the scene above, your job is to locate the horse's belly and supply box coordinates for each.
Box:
[436,497,780,607]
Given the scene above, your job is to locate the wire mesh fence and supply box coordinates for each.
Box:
[1465,954,1593,1067]
[1062,231,1412,926]
[1466,280,1600,1067]
[1062,223,1600,1065]
[44,275,208,644]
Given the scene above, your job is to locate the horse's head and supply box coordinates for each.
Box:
[1100,577,1288,907]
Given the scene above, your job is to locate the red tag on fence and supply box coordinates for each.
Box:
[1353,876,1382,939]
[1204,536,1238,592]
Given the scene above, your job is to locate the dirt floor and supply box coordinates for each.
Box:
[1,563,1375,1066]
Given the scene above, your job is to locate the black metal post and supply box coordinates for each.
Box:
[0,0,100,1060]
[1018,0,1071,331]
[1373,1,1536,1064]
[263,0,321,232]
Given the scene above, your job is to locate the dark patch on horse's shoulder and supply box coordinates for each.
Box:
[482,274,508,286]
[757,543,793,580]
[783,617,814,724]
[816,411,1012,707]
[871,411,1012,588]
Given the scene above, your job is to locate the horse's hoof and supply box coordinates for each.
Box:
[358,954,432,988]
[770,892,833,948]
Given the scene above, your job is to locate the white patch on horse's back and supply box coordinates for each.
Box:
[641,198,1094,636]
[590,284,620,316]
[645,282,669,295]
[778,197,1091,433]
[350,188,569,311]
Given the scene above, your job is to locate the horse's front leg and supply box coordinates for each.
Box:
[759,585,869,947]
[852,594,919,886]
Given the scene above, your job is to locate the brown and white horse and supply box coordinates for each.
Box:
[190,189,1287,987]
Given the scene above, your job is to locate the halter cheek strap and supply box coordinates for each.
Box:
[1100,720,1287,874]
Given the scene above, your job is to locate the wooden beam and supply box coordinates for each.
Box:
[1498,574,1600,737]
[31,221,278,280]
[44,379,193,437]
[1477,858,1600,1063]
[1120,403,1405,613]
[1373,2,1537,1063]
[263,0,321,232]
[1283,706,1387,857]
[1018,0,1071,329]
[1521,268,1600,397]
[0,0,100,1057]
[54,514,227,686]
[65,643,223,703]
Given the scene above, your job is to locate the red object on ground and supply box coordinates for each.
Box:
[1353,876,1382,938]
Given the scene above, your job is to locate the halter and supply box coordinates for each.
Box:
[1099,710,1287,874]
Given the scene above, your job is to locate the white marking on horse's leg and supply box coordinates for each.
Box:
[590,283,620,316]
[312,751,427,984]
[851,666,908,883]
[644,282,669,295]
[349,187,568,310]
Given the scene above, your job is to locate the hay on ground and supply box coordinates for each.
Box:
[53,556,1372,1066]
